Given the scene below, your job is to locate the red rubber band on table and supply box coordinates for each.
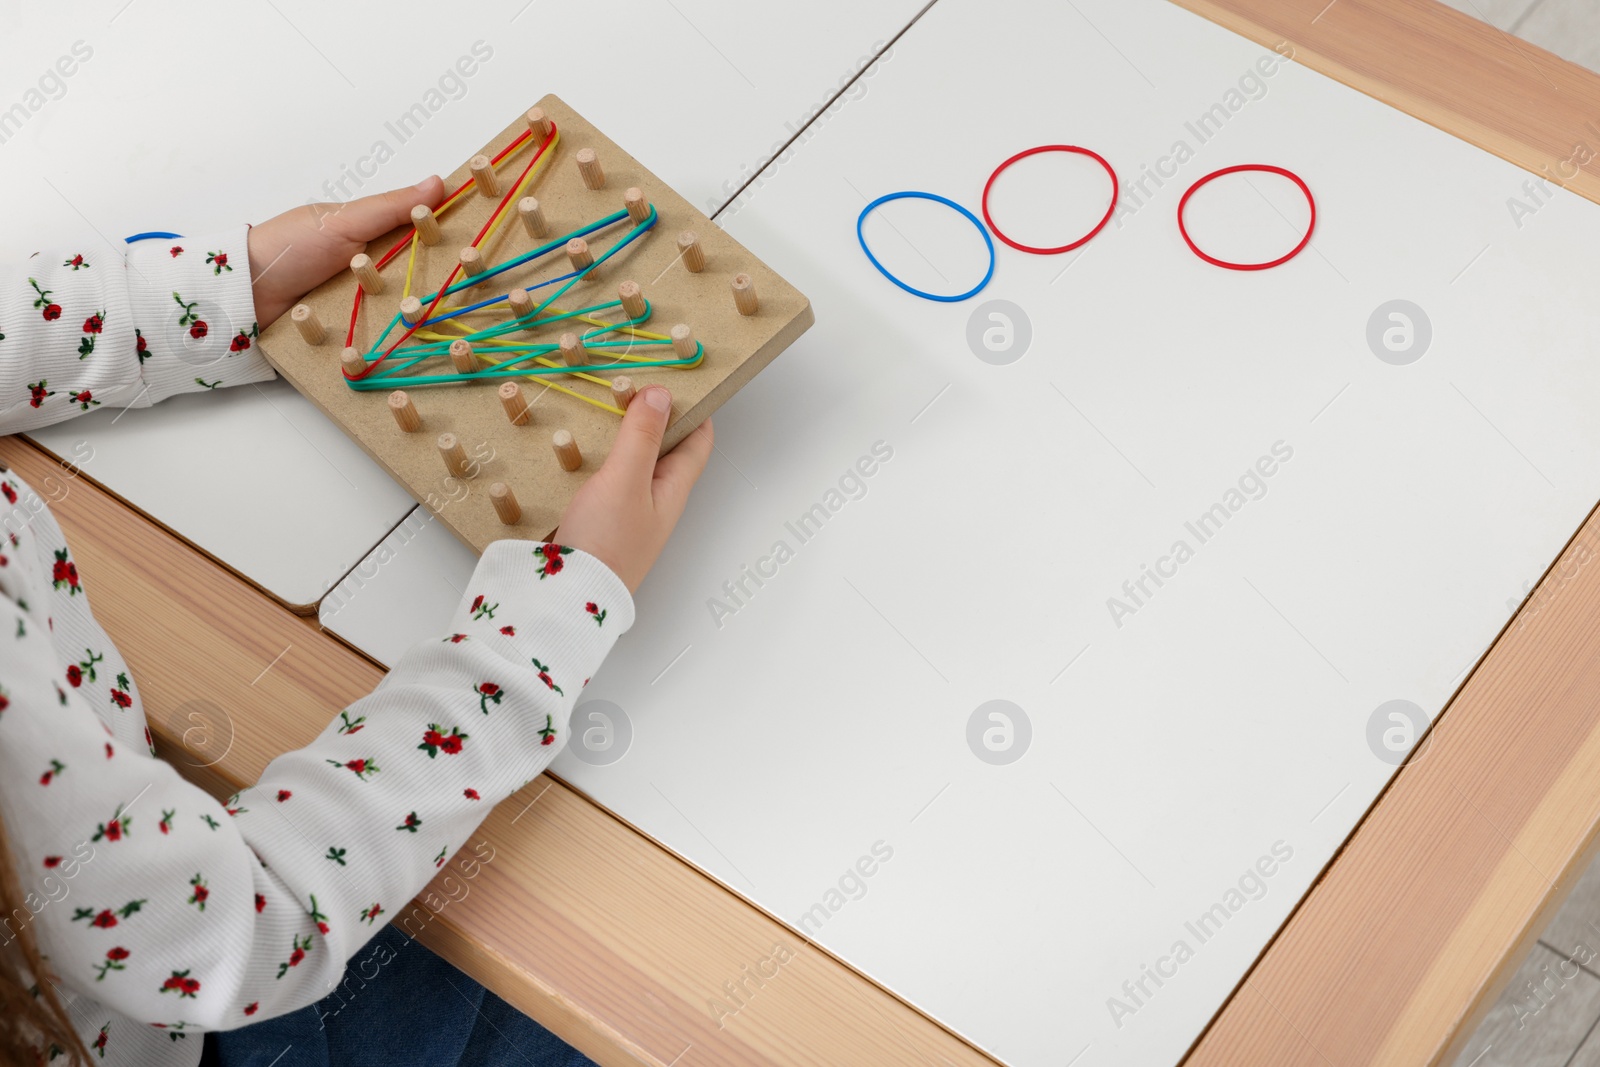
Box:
[981,145,1119,255]
[1177,164,1316,271]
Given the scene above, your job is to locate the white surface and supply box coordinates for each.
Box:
[0,0,926,604]
[330,2,1600,1066]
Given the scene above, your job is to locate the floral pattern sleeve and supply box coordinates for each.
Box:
[0,464,633,1065]
[0,229,274,434]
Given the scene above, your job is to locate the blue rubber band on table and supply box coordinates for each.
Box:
[856,191,995,303]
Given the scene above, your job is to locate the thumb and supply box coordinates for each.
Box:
[603,386,673,484]
[323,176,445,244]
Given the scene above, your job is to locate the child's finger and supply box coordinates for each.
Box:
[652,417,714,511]
[603,386,673,485]
[324,177,444,243]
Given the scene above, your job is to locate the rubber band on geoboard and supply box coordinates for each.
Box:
[856,191,996,303]
[981,145,1119,255]
[1178,164,1316,271]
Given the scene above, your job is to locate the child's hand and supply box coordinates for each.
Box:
[246,177,446,330]
[555,386,714,593]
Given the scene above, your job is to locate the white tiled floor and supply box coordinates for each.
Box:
[1439,0,1600,72]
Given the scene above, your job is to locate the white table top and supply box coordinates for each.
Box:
[2,0,930,605]
[330,0,1600,1062]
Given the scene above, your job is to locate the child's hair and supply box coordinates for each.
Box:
[0,808,90,1065]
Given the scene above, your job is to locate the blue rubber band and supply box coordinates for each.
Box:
[124,231,182,244]
[856,191,994,303]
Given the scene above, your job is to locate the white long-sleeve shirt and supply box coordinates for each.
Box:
[0,231,633,1065]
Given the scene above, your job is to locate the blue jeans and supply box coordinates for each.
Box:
[208,924,596,1067]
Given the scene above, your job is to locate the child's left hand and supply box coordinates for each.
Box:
[246,176,446,330]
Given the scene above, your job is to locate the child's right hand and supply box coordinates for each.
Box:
[553,385,713,593]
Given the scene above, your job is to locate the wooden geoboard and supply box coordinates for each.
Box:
[259,95,813,553]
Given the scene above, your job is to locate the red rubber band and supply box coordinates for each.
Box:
[981,145,1119,255]
[1177,164,1316,271]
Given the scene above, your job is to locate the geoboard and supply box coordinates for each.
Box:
[259,95,813,552]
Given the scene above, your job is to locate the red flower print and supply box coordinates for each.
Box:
[418,723,468,758]
[500,625,515,636]
[396,811,422,833]
[94,1023,108,1055]
[73,899,145,929]
[230,331,252,353]
[190,320,208,339]
[159,809,175,834]
[477,681,503,714]
[159,970,200,998]
[136,330,148,363]
[586,602,608,626]
[470,595,498,621]
[531,658,564,696]
[464,788,480,800]
[30,278,59,321]
[327,757,380,780]
[39,759,64,785]
[170,245,184,257]
[83,312,104,334]
[255,893,267,913]
[309,894,330,935]
[434,845,449,868]
[43,304,61,321]
[277,789,292,802]
[91,804,131,843]
[43,855,62,868]
[538,713,557,746]
[471,595,483,612]
[25,380,53,409]
[72,389,99,410]
[360,902,384,925]
[338,711,366,733]
[188,872,209,911]
[0,482,13,503]
[536,543,572,580]
[207,251,231,274]
[94,946,130,981]
[63,254,87,270]
[110,688,132,709]
[244,1002,259,1016]
[106,741,115,759]
[277,933,313,978]
[52,548,82,593]
[91,910,116,928]
[447,632,469,643]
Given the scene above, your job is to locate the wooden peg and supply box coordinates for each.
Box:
[459,246,485,289]
[388,390,421,433]
[670,323,697,360]
[517,197,548,239]
[552,430,582,471]
[399,296,424,327]
[731,272,759,316]
[449,339,477,374]
[559,332,587,367]
[489,482,521,525]
[575,148,605,189]
[410,204,441,245]
[617,280,646,320]
[290,304,325,345]
[611,375,636,410]
[677,230,706,273]
[350,253,384,294]
[498,380,531,425]
[470,154,500,198]
[341,347,367,377]
[566,238,593,274]
[525,107,552,140]
[507,287,534,327]
[437,433,470,478]
[623,187,649,225]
